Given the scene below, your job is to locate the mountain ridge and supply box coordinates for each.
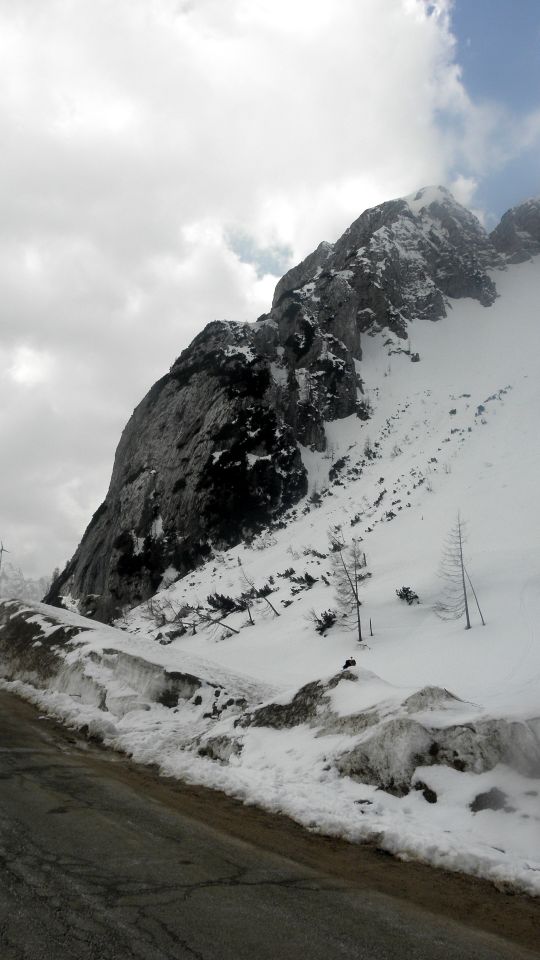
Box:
[45,187,540,622]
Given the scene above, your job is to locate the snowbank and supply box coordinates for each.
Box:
[1,598,539,897]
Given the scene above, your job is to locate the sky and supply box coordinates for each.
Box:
[0,0,538,580]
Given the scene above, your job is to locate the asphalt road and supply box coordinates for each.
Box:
[0,690,538,960]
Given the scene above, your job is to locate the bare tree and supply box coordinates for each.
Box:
[193,607,241,635]
[435,513,485,628]
[141,594,241,636]
[330,535,370,645]
[237,566,256,625]
[464,566,486,627]
[239,564,280,618]
[241,593,255,625]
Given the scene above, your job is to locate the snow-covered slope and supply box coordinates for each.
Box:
[124,257,540,718]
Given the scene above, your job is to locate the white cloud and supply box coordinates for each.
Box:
[0,0,525,577]
[8,346,55,386]
[450,173,479,207]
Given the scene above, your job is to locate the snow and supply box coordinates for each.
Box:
[298,443,331,494]
[223,343,256,361]
[151,515,163,538]
[159,565,179,590]
[270,361,288,386]
[328,669,402,716]
[405,185,452,215]
[247,453,271,466]
[2,255,540,895]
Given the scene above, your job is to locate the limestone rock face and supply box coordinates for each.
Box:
[270,185,498,343]
[490,197,540,263]
[47,321,308,621]
[47,187,509,622]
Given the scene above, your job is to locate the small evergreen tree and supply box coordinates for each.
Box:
[435,513,485,628]
[396,586,419,605]
[330,536,370,645]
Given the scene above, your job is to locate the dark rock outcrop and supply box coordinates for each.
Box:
[46,321,308,621]
[47,187,526,622]
[270,186,497,344]
[490,197,540,263]
[235,671,354,731]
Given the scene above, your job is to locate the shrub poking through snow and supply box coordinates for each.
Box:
[304,547,328,559]
[311,609,337,634]
[329,456,349,481]
[207,592,239,613]
[396,586,420,605]
[356,398,372,421]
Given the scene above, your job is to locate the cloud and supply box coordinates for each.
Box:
[0,0,522,576]
[7,346,55,386]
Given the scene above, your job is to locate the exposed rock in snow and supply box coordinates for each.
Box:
[236,670,356,730]
[199,733,244,763]
[235,671,540,796]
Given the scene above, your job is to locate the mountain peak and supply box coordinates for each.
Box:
[274,184,497,345]
[404,184,455,214]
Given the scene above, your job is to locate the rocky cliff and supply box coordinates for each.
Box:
[46,187,538,622]
[490,197,540,263]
